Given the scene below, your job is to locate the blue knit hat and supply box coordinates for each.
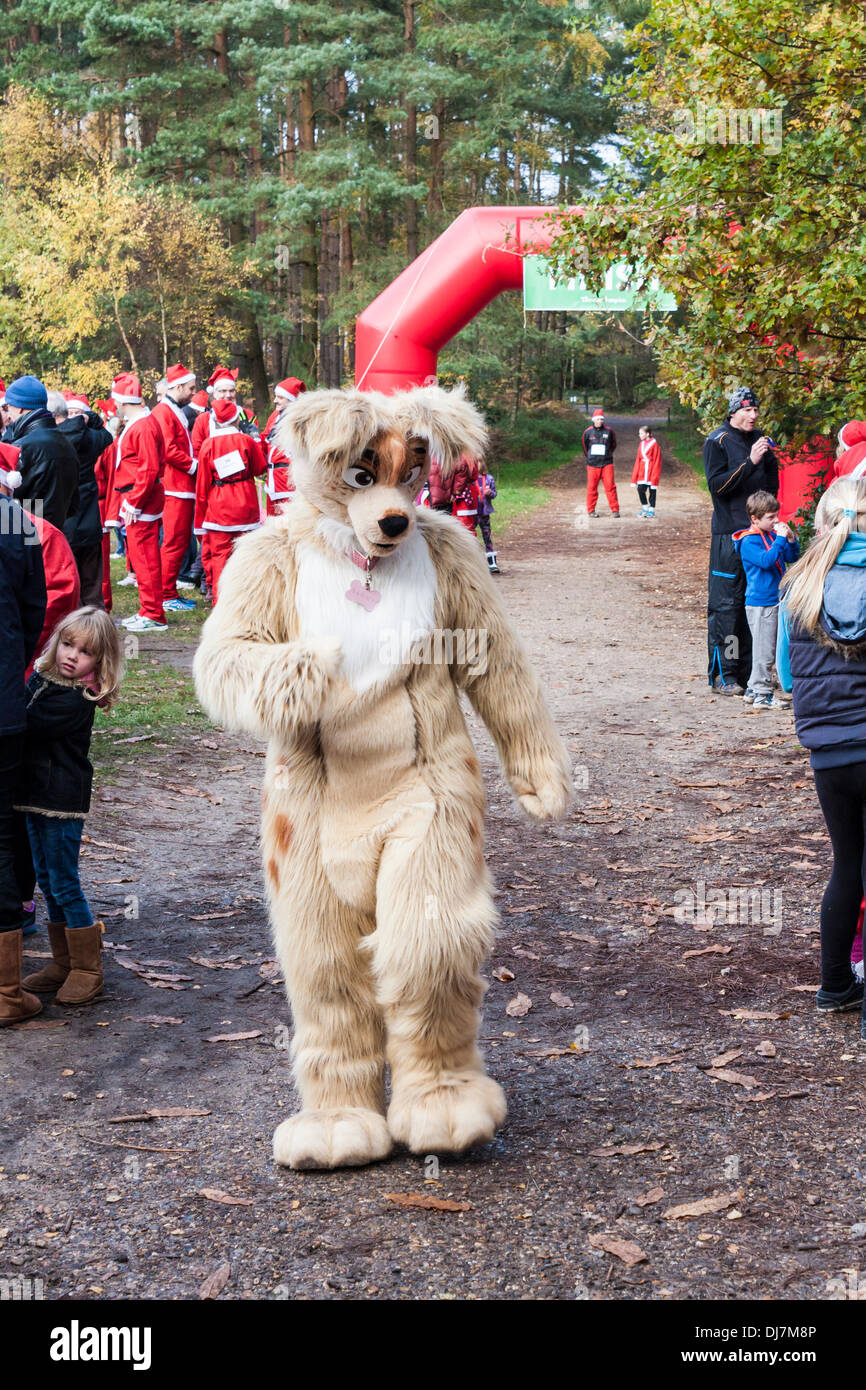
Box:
[6,375,48,410]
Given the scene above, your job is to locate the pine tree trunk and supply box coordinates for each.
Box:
[403,1,418,261]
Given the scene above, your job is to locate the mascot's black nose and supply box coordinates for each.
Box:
[378,514,409,538]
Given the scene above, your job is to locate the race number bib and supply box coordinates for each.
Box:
[590,443,607,457]
[215,450,245,480]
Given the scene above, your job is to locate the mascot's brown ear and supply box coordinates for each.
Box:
[392,383,488,478]
[275,388,391,472]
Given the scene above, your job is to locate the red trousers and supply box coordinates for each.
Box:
[161,496,194,602]
[586,464,619,515]
[205,530,237,603]
[125,518,164,621]
[101,532,112,612]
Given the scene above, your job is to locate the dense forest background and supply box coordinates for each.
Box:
[0,0,658,417]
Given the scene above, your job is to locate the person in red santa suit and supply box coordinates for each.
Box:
[194,398,267,603]
[833,420,866,480]
[111,372,168,633]
[93,434,116,613]
[264,377,306,516]
[630,424,663,517]
[151,363,198,613]
[191,366,260,458]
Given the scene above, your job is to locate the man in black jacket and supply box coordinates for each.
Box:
[4,376,79,530]
[703,387,780,693]
[52,391,113,607]
[0,492,46,1024]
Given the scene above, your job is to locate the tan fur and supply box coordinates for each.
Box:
[194,385,572,1170]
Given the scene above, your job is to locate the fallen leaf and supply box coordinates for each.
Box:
[629,1055,680,1069]
[133,1016,183,1025]
[81,835,134,853]
[492,966,515,982]
[588,1233,648,1268]
[8,1018,68,1030]
[755,1041,776,1057]
[189,956,245,971]
[384,1193,471,1212]
[705,1068,760,1089]
[505,993,532,1018]
[523,1047,580,1058]
[577,874,598,888]
[188,911,241,922]
[682,945,733,960]
[707,1048,743,1069]
[590,1141,664,1157]
[663,1191,742,1220]
[721,1009,791,1021]
[550,991,574,1008]
[199,1262,231,1300]
[789,985,818,994]
[744,1090,776,1103]
[511,947,540,959]
[204,1031,263,1043]
[635,1186,665,1207]
[198,1189,254,1206]
[258,961,282,982]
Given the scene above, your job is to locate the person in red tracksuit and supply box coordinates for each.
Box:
[194,399,267,603]
[264,377,306,516]
[152,362,198,613]
[111,372,168,633]
[582,408,620,518]
[631,425,663,518]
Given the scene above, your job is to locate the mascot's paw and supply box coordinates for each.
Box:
[388,1072,506,1154]
[517,768,574,822]
[273,1107,392,1171]
[302,635,344,680]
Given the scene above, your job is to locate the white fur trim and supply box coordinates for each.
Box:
[295,524,436,697]
[167,371,195,388]
[1,468,22,490]
[111,390,142,404]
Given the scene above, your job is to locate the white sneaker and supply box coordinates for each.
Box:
[176,580,195,591]
[122,614,168,632]
[117,574,139,587]
[855,959,864,983]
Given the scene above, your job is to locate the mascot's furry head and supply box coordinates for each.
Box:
[275,383,488,558]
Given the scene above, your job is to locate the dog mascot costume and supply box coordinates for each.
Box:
[194,384,572,1170]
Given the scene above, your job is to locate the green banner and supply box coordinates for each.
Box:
[523,256,677,312]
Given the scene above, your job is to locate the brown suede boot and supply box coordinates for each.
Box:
[0,929,43,1026]
[55,922,104,1006]
[22,922,71,993]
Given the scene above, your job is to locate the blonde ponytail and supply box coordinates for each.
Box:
[781,476,866,636]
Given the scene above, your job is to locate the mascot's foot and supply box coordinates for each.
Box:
[273,1107,393,1171]
[388,1072,506,1154]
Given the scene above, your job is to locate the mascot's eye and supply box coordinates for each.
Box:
[343,466,376,489]
[404,465,423,487]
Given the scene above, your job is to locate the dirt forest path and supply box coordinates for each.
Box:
[2,418,862,1302]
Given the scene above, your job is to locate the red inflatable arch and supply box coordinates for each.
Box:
[354,206,571,394]
[354,206,833,519]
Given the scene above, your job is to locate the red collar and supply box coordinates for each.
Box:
[346,548,379,573]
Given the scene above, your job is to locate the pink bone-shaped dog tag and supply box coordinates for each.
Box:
[345,578,381,611]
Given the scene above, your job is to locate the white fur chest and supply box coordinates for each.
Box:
[294,521,437,697]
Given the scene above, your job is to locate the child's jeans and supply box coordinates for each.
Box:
[745,602,779,696]
[26,814,94,929]
[478,514,494,551]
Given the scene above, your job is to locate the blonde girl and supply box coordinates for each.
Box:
[8,608,122,1022]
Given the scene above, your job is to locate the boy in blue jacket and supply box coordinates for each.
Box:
[733,490,800,709]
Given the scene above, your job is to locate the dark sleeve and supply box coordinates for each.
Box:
[25,683,94,740]
[764,450,779,494]
[20,522,47,664]
[608,429,617,452]
[581,429,590,457]
[703,433,755,499]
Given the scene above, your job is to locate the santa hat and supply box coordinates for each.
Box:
[207,365,239,392]
[167,363,196,390]
[274,377,307,401]
[0,442,22,491]
[839,420,866,450]
[111,372,142,404]
[189,390,208,413]
[592,408,605,420]
[0,379,6,405]
[63,389,90,414]
[213,399,240,424]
